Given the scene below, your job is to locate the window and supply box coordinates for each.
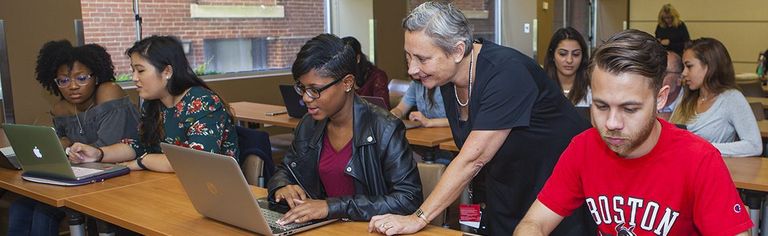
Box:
[80,0,328,81]
[203,38,268,74]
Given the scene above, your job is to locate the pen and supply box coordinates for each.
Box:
[265,110,288,116]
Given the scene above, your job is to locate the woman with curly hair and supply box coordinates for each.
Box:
[8,40,139,236]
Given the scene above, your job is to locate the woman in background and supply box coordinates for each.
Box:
[343,36,391,108]
[389,80,448,128]
[68,35,238,172]
[655,3,690,56]
[670,38,761,157]
[544,27,591,107]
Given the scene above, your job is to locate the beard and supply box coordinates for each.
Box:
[599,115,657,157]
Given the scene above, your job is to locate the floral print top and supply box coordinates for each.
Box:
[124,86,239,158]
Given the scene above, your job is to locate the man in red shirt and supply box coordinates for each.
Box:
[514,29,752,236]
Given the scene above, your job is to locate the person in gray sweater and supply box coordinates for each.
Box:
[670,38,762,157]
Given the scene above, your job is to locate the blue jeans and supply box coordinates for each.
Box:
[7,197,65,236]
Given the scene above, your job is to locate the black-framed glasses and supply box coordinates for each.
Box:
[54,74,93,88]
[294,77,344,99]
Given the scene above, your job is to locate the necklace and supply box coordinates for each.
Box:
[74,101,96,135]
[455,47,474,107]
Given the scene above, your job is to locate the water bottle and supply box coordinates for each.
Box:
[758,53,766,85]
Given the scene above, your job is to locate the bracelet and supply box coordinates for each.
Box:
[95,147,104,162]
[136,153,149,170]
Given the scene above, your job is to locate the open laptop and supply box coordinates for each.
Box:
[161,143,335,235]
[279,85,308,119]
[0,146,21,170]
[3,124,129,186]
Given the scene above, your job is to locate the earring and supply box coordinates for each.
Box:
[165,76,170,80]
[345,87,352,92]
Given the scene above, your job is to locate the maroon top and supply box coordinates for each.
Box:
[356,66,390,109]
[318,134,355,197]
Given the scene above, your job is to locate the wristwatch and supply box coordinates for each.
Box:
[136,153,149,170]
[414,208,429,223]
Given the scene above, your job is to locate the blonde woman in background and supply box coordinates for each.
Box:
[655,3,690,56]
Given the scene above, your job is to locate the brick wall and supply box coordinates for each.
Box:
[81,0,325,75]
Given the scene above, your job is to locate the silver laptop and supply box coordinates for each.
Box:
[3,124,128,185]
[161,143,335,235]
[0,146,21,170]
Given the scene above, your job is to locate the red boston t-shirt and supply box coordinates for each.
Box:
[538,119,752,236]
[318,134,355,197]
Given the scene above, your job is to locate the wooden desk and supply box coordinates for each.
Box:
[232,101,454,148]
[724,157,768,192]
[405,127,453,147]
[439,141,459,152]
[230,101,300,128]
[0,168,172,207]
[759,120,768,138]
[747,97,768,109]
[65,176,462,235]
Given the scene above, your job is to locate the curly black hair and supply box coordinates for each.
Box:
[35,40,116,98]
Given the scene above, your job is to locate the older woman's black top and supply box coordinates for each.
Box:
[441,39,593,235]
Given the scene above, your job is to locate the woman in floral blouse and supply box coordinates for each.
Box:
[68,36,238,172]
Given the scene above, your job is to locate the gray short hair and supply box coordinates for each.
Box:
[402,1,473,56]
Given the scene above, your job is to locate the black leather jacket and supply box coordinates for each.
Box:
[267,96,423,221]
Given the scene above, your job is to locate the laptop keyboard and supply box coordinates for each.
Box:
[260,208,312,231]
[71,167,103,177]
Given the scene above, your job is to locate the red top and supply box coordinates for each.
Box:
[318,134,355,197]
[356,66,390,109]
[538,119,752,236]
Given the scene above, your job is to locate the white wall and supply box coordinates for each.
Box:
[501,0,536,58]
[331,0,375,62]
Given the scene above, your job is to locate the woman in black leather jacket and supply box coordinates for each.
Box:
[268,34,423,225]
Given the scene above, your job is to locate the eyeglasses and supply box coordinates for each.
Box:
[294,77,344,99]
[54,74,93,88]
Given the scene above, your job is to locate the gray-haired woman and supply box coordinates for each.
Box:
[368,1,593,235]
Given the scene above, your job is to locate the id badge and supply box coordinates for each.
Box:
[459,204,482,228]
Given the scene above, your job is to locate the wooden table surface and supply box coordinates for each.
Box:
[724,157,768,192]
[747,97,768,109]
[758,120,768,138]
[65,176,462,235]
[439,141,459,152]
[0,168,172,207]
[231,101,454,148]
[405,127,453,147]
[230,101,301,128]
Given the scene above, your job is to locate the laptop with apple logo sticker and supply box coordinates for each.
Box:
[2,124,129,186]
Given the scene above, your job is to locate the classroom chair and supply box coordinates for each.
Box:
[417,162,448,227]
[236,126,276,187]
[738,80,765,98]
[749,102,765,121]
[388,79,411,109]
